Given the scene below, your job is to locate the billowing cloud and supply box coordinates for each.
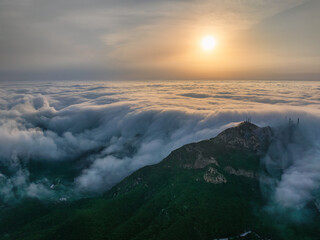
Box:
[0,80,320,207]
[261,121,320,213]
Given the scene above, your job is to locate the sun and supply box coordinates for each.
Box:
[201,36,217,51]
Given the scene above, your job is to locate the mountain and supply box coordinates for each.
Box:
[0,122,319,240]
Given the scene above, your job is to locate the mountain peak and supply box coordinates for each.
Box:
[210,121,273,152]
[164,121,272,170]
[237,121,259,129]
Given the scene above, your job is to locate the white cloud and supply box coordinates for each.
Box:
[0,80,319,206]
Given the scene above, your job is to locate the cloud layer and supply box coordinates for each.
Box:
[0,80,320,209]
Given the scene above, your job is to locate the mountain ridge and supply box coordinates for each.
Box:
[1,122,319,240]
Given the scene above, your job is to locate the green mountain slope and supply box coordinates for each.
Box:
[1,122,319,240]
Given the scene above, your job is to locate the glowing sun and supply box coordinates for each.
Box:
[201,36,217,51]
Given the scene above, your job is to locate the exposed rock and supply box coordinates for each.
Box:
[183,152,219,169]
[203,167,227,184]
[165,122,272,170]
[210,121,273,153]
[224,166,258,179]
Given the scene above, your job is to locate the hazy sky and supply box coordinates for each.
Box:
[0,0,319,81]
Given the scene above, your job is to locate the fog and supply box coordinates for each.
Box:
[261,120,320,217]
[0,80,319,212]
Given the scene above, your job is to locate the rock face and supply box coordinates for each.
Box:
[203,167,227,184]
[182,145,219,169]
[163,122,272,186]
[210,121,273,153]
[224,166,258,179]
[164,121,272,172]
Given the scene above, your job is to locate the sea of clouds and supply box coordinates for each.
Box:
[0,80,320,212]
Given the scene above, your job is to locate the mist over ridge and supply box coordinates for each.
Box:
[0,80,320,214]
[1,0,319,238]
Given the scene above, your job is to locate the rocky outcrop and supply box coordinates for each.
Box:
[182,146,219,169]
[165,121,272,172]
[203,167,227,184]
[224,166,258,179]
[210,121,273,153]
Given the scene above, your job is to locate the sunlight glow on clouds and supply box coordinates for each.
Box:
[0,80,320,206]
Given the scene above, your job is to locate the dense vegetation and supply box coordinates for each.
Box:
[1,122,319,240]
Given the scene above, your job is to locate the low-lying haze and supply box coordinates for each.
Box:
[0,80,320,213]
